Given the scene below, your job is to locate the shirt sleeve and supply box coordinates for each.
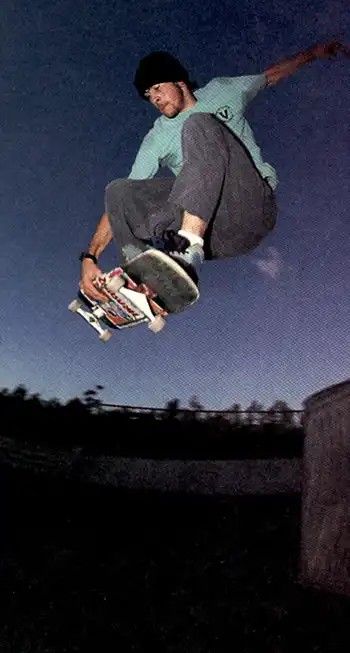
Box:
[209,74,268,114]
[239,73,268,107]
[128,127,161,180]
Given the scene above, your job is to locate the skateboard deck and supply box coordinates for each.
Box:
[68,249,199,341]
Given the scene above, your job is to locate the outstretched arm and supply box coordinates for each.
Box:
[85,212,113,260]
[79,212,113,301]
[264,40,350,86]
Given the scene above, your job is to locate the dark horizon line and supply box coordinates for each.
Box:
[100,402,304,415]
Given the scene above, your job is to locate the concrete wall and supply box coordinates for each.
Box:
[300,378,350,596]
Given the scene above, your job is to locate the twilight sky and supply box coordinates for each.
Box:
[2,0,349,410]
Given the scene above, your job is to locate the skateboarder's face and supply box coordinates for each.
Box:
[145,81,195,117]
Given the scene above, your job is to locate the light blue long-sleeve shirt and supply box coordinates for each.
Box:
[128,74,278,190]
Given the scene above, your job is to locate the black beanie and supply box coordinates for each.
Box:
[133,51,191,100]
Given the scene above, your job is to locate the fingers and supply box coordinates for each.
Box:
[79,280,106,302]
[80,282,106,303]
[79,263,106,302]
[316,40,350,60]
[328,41,350,58]
[91,276,109,302]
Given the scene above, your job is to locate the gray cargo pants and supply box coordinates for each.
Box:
[105,113,277,262]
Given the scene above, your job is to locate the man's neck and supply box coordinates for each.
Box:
[181,95,197,113]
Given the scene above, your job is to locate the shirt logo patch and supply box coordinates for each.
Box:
[215,106,234,122]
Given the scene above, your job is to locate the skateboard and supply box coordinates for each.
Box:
[68,249,200,341]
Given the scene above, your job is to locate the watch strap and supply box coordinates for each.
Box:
[79,252,98,264]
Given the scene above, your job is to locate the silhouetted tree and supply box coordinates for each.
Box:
[259,400,295,427]
[188,395,205,421]
[64,397,88,415]
[269,400,296,427]
[82,385,104,413]
[244,400,265,426]
[226,403,244,426]
[12,385,28,400]
[164,398,180,421]
[45,398,61,410]
[188,396,204,410]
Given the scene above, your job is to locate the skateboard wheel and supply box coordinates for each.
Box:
[99,330,112,342]
[68,300,80,312]
[148,315,166,333]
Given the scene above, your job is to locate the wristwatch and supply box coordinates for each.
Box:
[79,251,98,264]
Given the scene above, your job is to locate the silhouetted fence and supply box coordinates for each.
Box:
[100,403,304,426]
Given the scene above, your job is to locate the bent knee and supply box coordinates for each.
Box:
[105,178,133,210]
[105,178,132,195]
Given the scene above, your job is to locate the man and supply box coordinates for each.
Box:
[80,41,348,301]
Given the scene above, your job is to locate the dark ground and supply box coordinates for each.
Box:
[1,465,349,652]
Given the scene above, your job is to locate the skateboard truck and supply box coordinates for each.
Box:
[68,270,166,342]
[69,249,199,341]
